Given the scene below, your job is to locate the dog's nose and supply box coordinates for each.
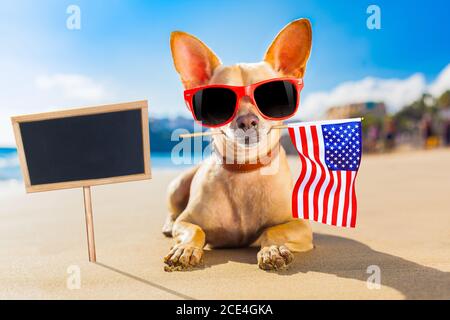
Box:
[236,114,259,131]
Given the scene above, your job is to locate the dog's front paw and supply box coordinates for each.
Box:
[257,245,294,271]
[163,244,203,271]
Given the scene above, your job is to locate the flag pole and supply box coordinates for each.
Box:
[179,131,222,139]
[178,118,365,139]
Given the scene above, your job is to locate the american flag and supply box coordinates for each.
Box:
[288,118,362,228]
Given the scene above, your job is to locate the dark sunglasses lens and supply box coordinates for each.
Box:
[254,80,298,118]
[192,88,237,126]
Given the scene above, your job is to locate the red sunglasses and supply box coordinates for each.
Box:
[184,77,304,128]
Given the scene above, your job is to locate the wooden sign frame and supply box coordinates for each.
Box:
[11,100,151,193]
[11,100,151,262]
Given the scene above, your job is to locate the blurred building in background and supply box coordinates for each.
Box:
[324,102,387,153]
[325,102,386,120]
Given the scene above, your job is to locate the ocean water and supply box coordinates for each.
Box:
[0,148,207,182]
[0,148,21,181]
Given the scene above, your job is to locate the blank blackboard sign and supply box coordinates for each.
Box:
[11,100,151,262]
[12,100,151,193]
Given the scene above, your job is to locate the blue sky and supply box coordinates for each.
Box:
[0,0,449,145]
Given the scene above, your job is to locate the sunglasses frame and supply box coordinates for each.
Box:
[184,77,304,128]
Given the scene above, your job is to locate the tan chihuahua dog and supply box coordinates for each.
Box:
[164,19,314,271]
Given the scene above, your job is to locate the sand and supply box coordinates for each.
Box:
[1,149,449,300]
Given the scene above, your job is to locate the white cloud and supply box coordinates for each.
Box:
[0,66,111,147]
[298,63,450,120]
[35,74,106,100]
[428,64,450,97]
[300,73,427,120]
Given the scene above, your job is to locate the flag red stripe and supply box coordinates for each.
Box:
[311,126,326,221]
[298,127,311,219]
[288,128,305,219]
[302,126,317,220]
[322,169,334,224]
[331,171,342,225]
[350,171,358,227]
[341,171,352,227]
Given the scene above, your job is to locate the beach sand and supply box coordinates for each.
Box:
[1,149,449,300]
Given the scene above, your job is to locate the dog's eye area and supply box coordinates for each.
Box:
[192,88,237,126]
[254,80,298,118]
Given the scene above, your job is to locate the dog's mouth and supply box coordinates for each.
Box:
[213,123,280,163]
[223,126,270,147]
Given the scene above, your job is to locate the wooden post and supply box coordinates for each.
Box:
[179,130,223,139]
[83,186,96,262]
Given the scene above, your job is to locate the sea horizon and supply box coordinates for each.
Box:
[0,147,203,183]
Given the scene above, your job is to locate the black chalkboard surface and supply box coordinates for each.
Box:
[12,101,151,192]
[20,109,144,185]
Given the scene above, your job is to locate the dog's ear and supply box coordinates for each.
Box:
[264,19,312,78]
[170,31,221,89]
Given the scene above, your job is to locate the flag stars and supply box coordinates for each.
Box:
[322,121,362,171]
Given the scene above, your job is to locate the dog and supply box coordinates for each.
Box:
[163,19,314,271]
